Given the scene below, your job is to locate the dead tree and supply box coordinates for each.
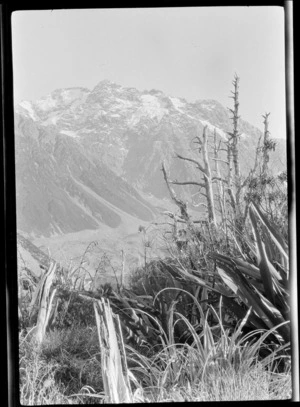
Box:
[212,129,226,226]
[262,112,271,178]
[228,74,242,186]
[226,74,244,228]
[166,126,217,226]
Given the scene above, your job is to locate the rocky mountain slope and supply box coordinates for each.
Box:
[15,86,160,238]
[15,80,287,279]
[17,233,51,279]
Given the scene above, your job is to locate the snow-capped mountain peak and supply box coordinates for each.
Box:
[33,87,90,112]
[15,80,285,225]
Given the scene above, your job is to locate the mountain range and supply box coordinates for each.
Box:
[14,79,287,280]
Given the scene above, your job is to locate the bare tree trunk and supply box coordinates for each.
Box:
[201,127,217,225]
[94,298,132,403]
[213,129,226,226]
[120,249,125,291]
[262,112,271,177]
[227,74,243,226]
[229,74,242,188]
[33,262,57,344]
[226,140,236,211]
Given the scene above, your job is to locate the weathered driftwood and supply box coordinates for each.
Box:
[94,298,132,404]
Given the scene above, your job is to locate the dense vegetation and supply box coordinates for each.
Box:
[18,76,291,403]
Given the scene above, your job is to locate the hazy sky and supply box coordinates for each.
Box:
[12,6,286,139]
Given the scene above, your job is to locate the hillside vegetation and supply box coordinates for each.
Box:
[18,76,291,403]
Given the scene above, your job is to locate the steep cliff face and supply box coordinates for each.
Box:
[15,79,286,238]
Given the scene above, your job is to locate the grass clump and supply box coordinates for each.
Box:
[121,299,291,402]
[18,287,292,403]
[19,326,102,405]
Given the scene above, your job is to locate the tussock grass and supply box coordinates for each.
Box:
[18,296,291,404]
[125,346,291,402]
[19,322,292,403]
[19,327,102,405]
[19,337,73,405]
[121,301,291,402]
[150,364,291,402]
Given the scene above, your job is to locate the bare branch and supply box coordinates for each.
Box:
[162,163,184,207]
[212,176,228,183]
[161,162,191,225]
[170,180,206,188]
[153,222,175,227]
[193,136,202,145]
[176,153,206,174]
[192,202,208,208]
[210,157,229,165]
[162,211,176,218]
[192,219,208,224]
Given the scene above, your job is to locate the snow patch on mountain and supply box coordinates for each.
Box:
[128,94,167,126]
[60,88,89,104]
[33,88,90,113]
[114,98,133,109]
[170,97,186,111]
[41,114,60,126]
[200,120,228,139]
[199,101,216,111]
[18,101,39,121]
[60,129,79,138]
[35,94,57,111]
[80,128,96,134]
